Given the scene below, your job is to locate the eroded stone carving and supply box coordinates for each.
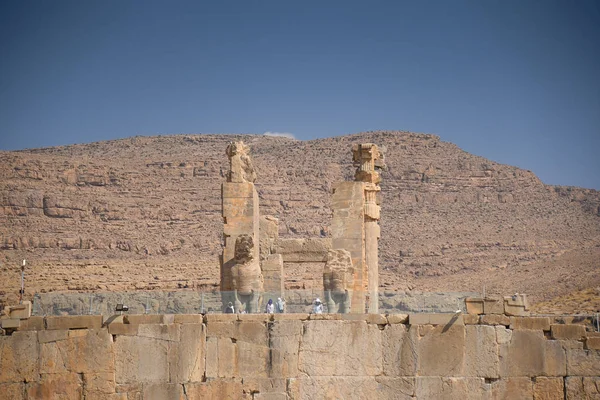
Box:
[230,234,263,313]
[226,141,256,183]
[323,249,354,313]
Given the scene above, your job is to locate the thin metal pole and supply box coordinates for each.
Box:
[20,259,26,304]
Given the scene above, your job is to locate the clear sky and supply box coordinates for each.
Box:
[1,1,599,189]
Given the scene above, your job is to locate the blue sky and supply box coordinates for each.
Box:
[1,1,599,189]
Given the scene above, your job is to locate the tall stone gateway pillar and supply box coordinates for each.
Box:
[220,142,263,312]
[330,143,382,313]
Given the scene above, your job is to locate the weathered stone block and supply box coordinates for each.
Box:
[417,324,465,376]
[483,297,504,315]
[409,312,464,325]
[566,348,600,376]
[544,340,567,376]
[114,335,169,384]
[495,326,512,344]
[382,324,416,376]
[464,314,479,324]
[272,313,309,321]
[169,323,206,383]
[38,329,68,343]
[185,379,243,399]
[481,314,510,326]
[204,313,237,323]
[1,319,20,329]
[269,320,303,378]
[45,315,103,330]
[586,336,600,350]
[173,314,203,324]
[0,331,39,383]
[503,294,530,314]
[565,376,600,399]
[490,377,533,399]
[26,373,83,399]
[500,330,545,377]
[123,314,171,325]
[141,383,184,400]
[136,324,180,341]
[551,324,586,340]
[533,377,564,400]
[298,320,382,376]
[465,298,484,315]
[17,316,44,331]
[465,325,499,378]
[108,323,139,336]
[290,376,414,400]
[386,313,408,324]
[40,329,114,374]
[415,377,489,400]
[0,382,24,400]
[3,301,32,319]
[83,372,117,396]
[510,317,550,331]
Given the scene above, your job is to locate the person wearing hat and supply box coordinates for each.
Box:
[265,298,275,314]
[313,298,323,314]
[276,297,285,313]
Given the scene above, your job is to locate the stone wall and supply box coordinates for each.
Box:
[1,313,599,399]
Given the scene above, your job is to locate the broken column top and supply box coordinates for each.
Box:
[226,141,257,183]
[352,143,383,184]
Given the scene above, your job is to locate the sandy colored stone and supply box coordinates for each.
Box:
[298,320,382,376]
[45,315,103,330]
[566,348,600,376]
[141,383,184,400]
[483,298,504,315]
[465,325,499,378]
[481,314,510,326]
[108,323,139,336]
[0,319,20,329]
[495,325,512,344]
[382,323,416,376]
[38,329,68,343]
[0,382,24,400]
[415,377,490,400]
[84,372,117,396]
[533,377,564,400]
[40,329,114,374]
[490,377,533,399]
[269,320,303,378]
[0,331,39,383]
[465,298,484,315]
[169,323,205,383]
[586,336,600,350]
[551,324,586,340]
[386,313,408,324]
[409,312,464,325]
[173,314,203,324]
[565,376,600,400]
[544,340,567,376]
[510,316,551,331]
[114,335,169,384]
[184,379,243,399]
[289,376,414,400]
[500,330,545,377]
[464,314,479,324]
[17,316,44,331]
[26,372,83,399]
[417,324,465,376]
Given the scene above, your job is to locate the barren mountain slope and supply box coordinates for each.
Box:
[1,131,599,308]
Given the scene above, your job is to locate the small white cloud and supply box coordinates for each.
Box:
[263,131,296,140]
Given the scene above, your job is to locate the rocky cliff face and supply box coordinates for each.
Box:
[1,131,599,307]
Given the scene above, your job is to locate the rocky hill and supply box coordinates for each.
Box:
[1,131,599,310]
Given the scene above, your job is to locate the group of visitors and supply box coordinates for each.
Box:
[225,297,325,314]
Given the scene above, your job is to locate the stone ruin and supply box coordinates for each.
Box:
[220,141,384,313]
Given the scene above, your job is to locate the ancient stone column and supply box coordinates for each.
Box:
[353,144,383,314]
[330,143,383,313]
[221,141,262,312]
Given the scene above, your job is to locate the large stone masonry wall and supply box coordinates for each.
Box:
[1,314,599,399]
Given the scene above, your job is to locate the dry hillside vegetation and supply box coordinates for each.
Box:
[1,131,599,311]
